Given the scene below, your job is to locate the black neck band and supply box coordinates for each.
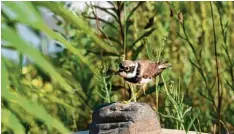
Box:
[136,61,141,78]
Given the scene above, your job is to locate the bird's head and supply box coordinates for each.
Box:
[118,60,138,78]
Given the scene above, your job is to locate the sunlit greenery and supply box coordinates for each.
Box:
[1,1,234,134]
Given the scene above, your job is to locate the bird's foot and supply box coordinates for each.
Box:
[121,100,132,104]
[142,84,147,95]
[121,96,136,104]
[143,89,146,95]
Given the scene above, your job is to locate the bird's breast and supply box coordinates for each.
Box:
[124,77,142,84]
[124,77,152,85]
[140,77,152,84]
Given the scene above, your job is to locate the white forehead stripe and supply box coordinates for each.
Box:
[126,61,138,78]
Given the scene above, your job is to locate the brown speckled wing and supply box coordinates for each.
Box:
[137,60,165,78]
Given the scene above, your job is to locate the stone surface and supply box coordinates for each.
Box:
[89,102,161,134]
[75,130,209,134]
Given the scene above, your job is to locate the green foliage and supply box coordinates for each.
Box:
[159,74,200,132]
[2,59,69,133]
[2,109,25,134]
[1,1,234,134]
[95,62,113,103]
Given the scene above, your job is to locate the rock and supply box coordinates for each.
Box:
[89,102,161,134]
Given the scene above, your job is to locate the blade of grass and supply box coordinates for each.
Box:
[39,25,101,78]
[126,2,144,22]
[2,24,73,93]
[2,1,104,79]
[46,95,75,111]
[35,2,119,55]
[2,59,70,133]
[131,28,156,47]
[2,109,25,134]
[186,110,200,133]
[145,38,154,60]
[1,1,43,25]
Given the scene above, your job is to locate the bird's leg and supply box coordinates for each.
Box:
[130,85,145,102]
[130,84,137,102]
[124,84,147,104]
[122,84,137,104]
[134,86,143,97]
[141,84,147,95]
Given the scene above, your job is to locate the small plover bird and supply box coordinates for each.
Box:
[118,60,171,101]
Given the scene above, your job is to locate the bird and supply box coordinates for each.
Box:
[117,60,171,101]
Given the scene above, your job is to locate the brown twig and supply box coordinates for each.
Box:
[91,4,118,21]
[216,2,234,90]
[177,4,223,132]
[93,3,101,37]
[83,16,118,30]
[116,2,125,46]
[210,2,222,134]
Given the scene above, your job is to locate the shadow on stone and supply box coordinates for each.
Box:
[89,102,161,134]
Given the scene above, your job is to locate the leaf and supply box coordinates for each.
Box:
[8,103,35,125]
[35,2,119,55]
[1,1,43,25]
[126,2,144,21]
[145,40,154,60]
[144,17,154,29]
[46,95,75,111]
[1,24,73,93]
[1,60,70,133]
[131,28,156,47]
[1,59,10,89]
[132,42,144,60]
[183,106,192,117]
[2,109,25,134]
[186,110,200,132]
[40,25,101,78]
[2,1,102,79]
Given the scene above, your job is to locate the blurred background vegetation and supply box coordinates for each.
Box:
[1,1,234,134]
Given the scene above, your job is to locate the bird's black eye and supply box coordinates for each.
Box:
[125,67,130,71]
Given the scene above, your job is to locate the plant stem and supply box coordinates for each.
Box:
[155,77,159,112]
[124,2,127,59]
[210,2,222,133]
[216,2,234,89]
[116,2,125,48]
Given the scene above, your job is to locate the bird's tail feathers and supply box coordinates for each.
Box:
[157,62,172,69]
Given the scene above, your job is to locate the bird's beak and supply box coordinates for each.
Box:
[114,70,120,75]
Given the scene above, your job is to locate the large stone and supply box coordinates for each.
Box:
[89,102,161,134]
